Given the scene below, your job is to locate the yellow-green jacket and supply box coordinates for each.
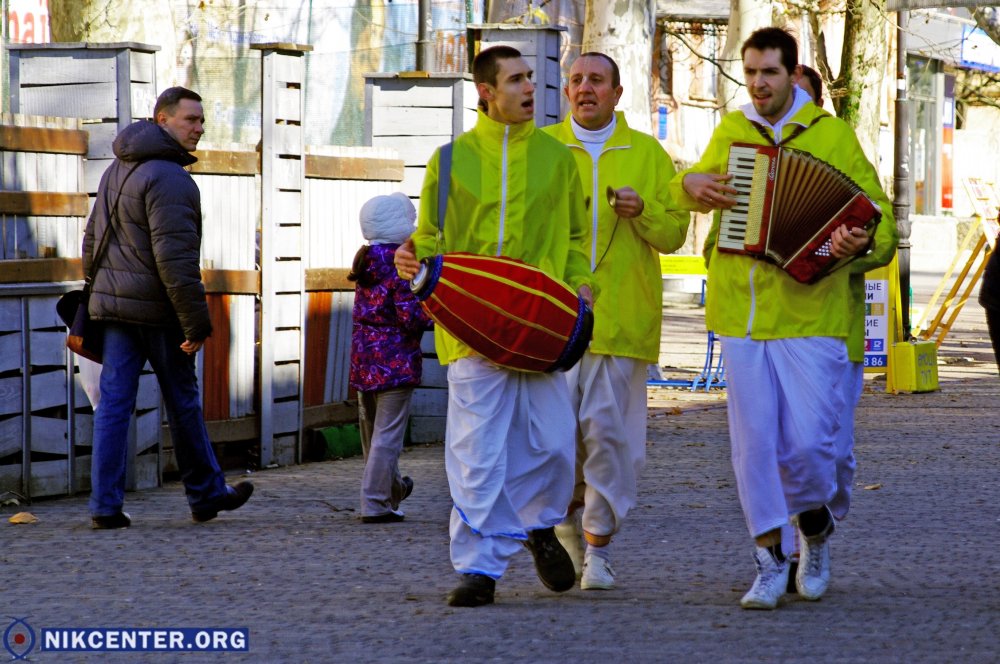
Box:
[669,102,897,356]
[412,110,591,365]
[543,111,690,363]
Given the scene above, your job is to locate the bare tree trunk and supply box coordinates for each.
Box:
[972,7,1000,46]
[831,0,889,161]
[582,0,655,133]
[333,1,386,143]
[718,0,772,114]
[49,0,179,102]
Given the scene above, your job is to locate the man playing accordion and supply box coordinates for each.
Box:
[669,27,898,609]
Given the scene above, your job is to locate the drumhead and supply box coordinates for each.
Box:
[409,255,444,300]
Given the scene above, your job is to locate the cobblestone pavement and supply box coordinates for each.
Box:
[2,271,999,663]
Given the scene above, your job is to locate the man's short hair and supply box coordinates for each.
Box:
[578,52,621,88]
[472,45,523,112]
[154,86,202,118]
[799,64,823,105]
[741,27,798,75]
[472,45,523,87]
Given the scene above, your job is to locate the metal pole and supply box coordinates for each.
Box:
[894,11,912,339]
[416,0,433,71]
[2,0,9,114]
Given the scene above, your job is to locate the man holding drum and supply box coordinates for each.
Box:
[395,45,593,607]
[542,52,690,590]
[669,27,898,609]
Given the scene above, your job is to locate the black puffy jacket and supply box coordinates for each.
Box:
[83,120,212,342]
[980,229,1000,310]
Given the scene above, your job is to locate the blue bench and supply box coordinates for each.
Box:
[652,255,726,391]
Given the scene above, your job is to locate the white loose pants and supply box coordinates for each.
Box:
[564,352,648,538]
[781,359,863,554]
[446,356,575,578]
[720,335,848,539]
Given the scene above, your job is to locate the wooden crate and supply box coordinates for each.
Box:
[8,42,160,194]
[410,330,447,444]
[467,24,566,128]
[364,74,477,198]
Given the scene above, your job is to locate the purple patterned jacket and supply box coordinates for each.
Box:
[349,244,432,393]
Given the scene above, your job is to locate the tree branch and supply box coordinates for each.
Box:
[663,26,745,89]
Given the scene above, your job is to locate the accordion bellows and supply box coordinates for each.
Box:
[410,253,593,373]
[719,142,882,283]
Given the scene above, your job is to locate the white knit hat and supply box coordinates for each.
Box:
[359,192,416,245]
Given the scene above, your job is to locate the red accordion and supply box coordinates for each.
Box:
[410,252,593,373]
[718,142,881,284]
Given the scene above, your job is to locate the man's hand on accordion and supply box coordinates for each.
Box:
[394,238,421,280]
[830,225,871,259]
[682,173,740,211]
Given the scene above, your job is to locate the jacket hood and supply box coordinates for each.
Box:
[360,193,416,245]
[112,120,198,166]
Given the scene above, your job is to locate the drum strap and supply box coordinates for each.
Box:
[435,141,454,254]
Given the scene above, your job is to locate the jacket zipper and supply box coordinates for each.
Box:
[570,143,629,271]
[497,125,509,256]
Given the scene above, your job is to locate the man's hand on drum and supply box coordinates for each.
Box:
[609,186,644,219]
[394,238,421,280]
[578,284,594,308]
[830,225,870,259]
[682,172,739,211]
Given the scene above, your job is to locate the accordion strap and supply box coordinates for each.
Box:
[749,114,827,147]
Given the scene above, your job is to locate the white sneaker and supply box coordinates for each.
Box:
[796,529,832,600]
[740,546,790,610]
[554,513,585,580]
[580,554,616,590]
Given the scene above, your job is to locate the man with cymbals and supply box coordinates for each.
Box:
[542,51,690,589]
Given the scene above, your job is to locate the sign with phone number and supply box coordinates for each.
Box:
[864,278,889,369]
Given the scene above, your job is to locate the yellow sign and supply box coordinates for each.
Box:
[891,339,940,392]
[867,256,939,393]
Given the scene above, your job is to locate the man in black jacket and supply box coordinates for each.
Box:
[84,87,253,529]
[979,222,1000,373]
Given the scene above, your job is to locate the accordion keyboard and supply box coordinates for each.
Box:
[718,145,764,251]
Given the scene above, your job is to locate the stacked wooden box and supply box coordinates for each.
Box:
[468,24,566,128]
[8,42,160,195]
[364,73,477,199]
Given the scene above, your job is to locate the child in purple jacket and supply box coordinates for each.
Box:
[349,193,432,523]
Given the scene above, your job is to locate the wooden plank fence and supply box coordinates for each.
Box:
[0,43,446,503]
[0,114,164,500]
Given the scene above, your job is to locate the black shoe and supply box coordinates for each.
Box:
[524,527,576,592]
[91,512,131,530]
[191,481,254,523]
[447,573,496,607]
[361,512,405,523]
[401,476,414,502]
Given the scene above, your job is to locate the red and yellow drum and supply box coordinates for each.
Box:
[411,252,593,373]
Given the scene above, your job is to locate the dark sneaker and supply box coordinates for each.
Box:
[447,573,496,607]
[401,476,414,502]
[361,512,405,524]
[524,527,576,592]
[191,481,254,523]
[91,512,131,530]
